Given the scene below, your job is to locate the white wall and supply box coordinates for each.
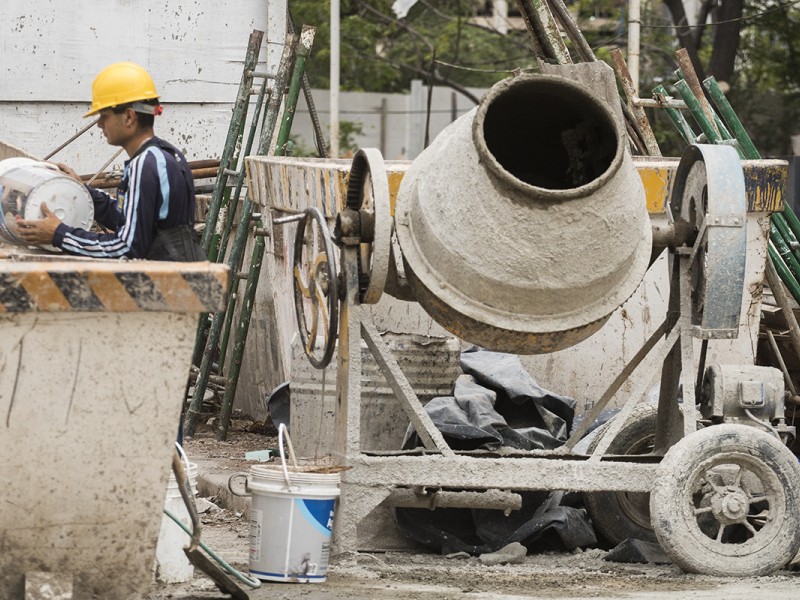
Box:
[293,81,486,160]
[0,1,487,175]
[0,0,279,172]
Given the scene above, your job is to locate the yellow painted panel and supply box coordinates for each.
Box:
[638,167,674,214]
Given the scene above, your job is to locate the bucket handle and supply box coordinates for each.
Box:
[228,473,250,497]
[278,423,299,491]
[175,441,191,474]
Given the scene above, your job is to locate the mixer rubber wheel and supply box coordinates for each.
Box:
[583,405,659,546]
[650,424,800,576]
[293,207,339,369]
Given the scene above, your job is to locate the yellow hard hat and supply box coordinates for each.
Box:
[84,62,159,117]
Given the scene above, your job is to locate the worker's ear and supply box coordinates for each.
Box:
[124,107,138,128]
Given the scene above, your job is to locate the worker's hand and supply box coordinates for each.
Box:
[53,162,83,183]
[15,203,62,245]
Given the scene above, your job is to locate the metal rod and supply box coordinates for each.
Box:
[547,0,594,62]
[43,118,99,160]
[515,0,570,64]
[256,34,297,157]
[361,320,454,456]
[85,148,124,186]
[769,243,800,305]
[610,49,661,156]
[673,79,725,146]
[771,221,800,281]
[765,253,800,367]
[562,318,670,451]
[675,48,720,138]
[652,84,697,144]
[275,26,316,156]
[88,166,219,189]
[766,329,798,398]
[633,97,688,109]
[272,213,306,224]
[703,77,760,160]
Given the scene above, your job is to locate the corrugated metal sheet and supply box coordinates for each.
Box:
[290,332,461,456]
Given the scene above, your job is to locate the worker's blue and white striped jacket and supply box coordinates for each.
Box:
[52,137,196,259]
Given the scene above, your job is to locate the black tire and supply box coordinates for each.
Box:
[583,405,659,546]
[650,424,800,576]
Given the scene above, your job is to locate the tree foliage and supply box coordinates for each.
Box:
[289,0,800,155]
[290,1,537,97]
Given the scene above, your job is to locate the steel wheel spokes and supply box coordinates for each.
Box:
[292,207,339,369]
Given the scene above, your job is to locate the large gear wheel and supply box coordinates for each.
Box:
[346,148,392,305]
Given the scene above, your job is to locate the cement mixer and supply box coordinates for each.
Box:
[279,70,800,577]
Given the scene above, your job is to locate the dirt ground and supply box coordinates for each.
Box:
[147,419,800,600]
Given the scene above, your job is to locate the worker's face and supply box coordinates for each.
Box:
[96,108,134,147]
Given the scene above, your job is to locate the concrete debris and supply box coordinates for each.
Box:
[445,552,472,560]
[479,542,527,566]
[195,497,220,514]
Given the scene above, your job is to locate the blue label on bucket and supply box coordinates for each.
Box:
[297,498,335,535]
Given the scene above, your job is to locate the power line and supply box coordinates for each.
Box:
[434,59,536,74]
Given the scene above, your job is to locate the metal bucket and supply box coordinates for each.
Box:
[394,74,652,354]
[0,158,94,247]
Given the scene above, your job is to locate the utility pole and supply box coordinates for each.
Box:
[627,0,641,94]
[330,0,340,157]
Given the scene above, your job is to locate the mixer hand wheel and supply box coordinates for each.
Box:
[293,207,339,369]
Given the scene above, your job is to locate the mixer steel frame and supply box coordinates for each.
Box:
[330,238,702,555]
[282,141,800,576]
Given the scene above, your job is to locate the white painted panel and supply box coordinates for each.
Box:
[0,102,241,172]
[1,0,271,102]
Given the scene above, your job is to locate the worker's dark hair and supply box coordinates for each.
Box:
[111,98,159,128]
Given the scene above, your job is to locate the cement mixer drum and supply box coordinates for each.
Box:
[393,74,652,354]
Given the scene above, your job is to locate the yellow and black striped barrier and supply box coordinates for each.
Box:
[0,260,229,313]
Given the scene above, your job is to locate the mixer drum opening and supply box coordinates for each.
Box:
[478,78,618,191]
[393,74,653,354]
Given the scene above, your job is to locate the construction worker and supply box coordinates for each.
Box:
[15,61,205,261]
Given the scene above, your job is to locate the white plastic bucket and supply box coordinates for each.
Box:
[0,158,94,248]
[155,461,198,583]
[248,425,341,583]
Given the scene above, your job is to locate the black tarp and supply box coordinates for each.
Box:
[396,349,597,554]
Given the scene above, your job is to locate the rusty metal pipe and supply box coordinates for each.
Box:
[86,166,220,189]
